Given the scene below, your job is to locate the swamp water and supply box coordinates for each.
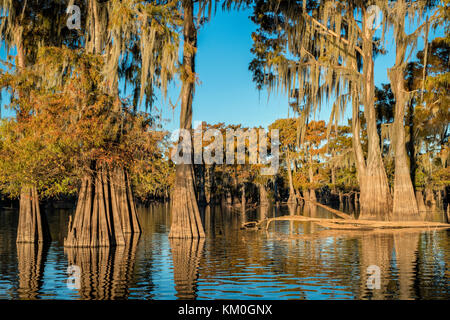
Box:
[0,203,448,300]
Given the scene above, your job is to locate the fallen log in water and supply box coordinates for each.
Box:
[266,215,450,230]
[269,226,450,241]
[297,196,353,220]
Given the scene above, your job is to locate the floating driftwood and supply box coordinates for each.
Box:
[266,215,450,230]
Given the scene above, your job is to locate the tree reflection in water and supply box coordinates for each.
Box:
[169,238,205,299]
[0,204,448,300]
[64,235,139,299]
[16,243,49,299]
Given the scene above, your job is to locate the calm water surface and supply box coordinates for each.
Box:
[0,203,448,300]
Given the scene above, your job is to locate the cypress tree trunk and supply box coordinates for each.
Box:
[169,0,204,239]
[359,158,392,220]
[205,165,211,204]
[416,191,427,213]
[114,167,141,234]
[17,186,51,243]
[309,189,316,202]
[241,184,246,210]
[286,153,297,204]
[226,191,232,205]
[425,188,434,207]
[259,183,269,205]
[259,203,268,221]
[357,19,392,220]
[388,23,419,220]
[303,189,310,201]
[65,164,140,247]
[209,164,216,205]
[196,164,207,206]
[170,164,205,238]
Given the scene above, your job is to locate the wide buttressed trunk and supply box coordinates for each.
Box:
[389,35,419,221]
[357,29,392,220]
[169,0,204,239]
[359,158,392,220]
[64,164,141,247]
[170,164,205,238]
[17,186,51,243]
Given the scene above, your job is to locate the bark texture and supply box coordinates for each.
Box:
[169,0,205,239]
[388,22,420,220]
[286,154,297,204]
[65,164,140,247]
[259,183,269,205]
[309,189,316,202]
[16,186,51,243]
[170,164,205,238]
[349,24,392,220]
[416,191,427,213]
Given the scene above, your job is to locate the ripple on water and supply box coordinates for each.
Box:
[0,204,449,299]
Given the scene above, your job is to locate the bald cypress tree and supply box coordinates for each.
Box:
[249,0,393,219]
[169,0,205,239]
[0,0,73,243]
[169,0,221,239]
[65,0,180,247]
[386,0,438,220]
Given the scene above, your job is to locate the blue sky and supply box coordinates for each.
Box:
[1,6,442,131]
[155,7,293,132]
[151,6,441,132]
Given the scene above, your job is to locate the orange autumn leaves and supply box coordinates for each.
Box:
[0,47,168,198]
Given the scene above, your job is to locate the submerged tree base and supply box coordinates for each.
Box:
[169,164,205,239]
[391,173,420,221]
[16,186,51,244]
[64,164,141,248]
[358,167,393,221]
